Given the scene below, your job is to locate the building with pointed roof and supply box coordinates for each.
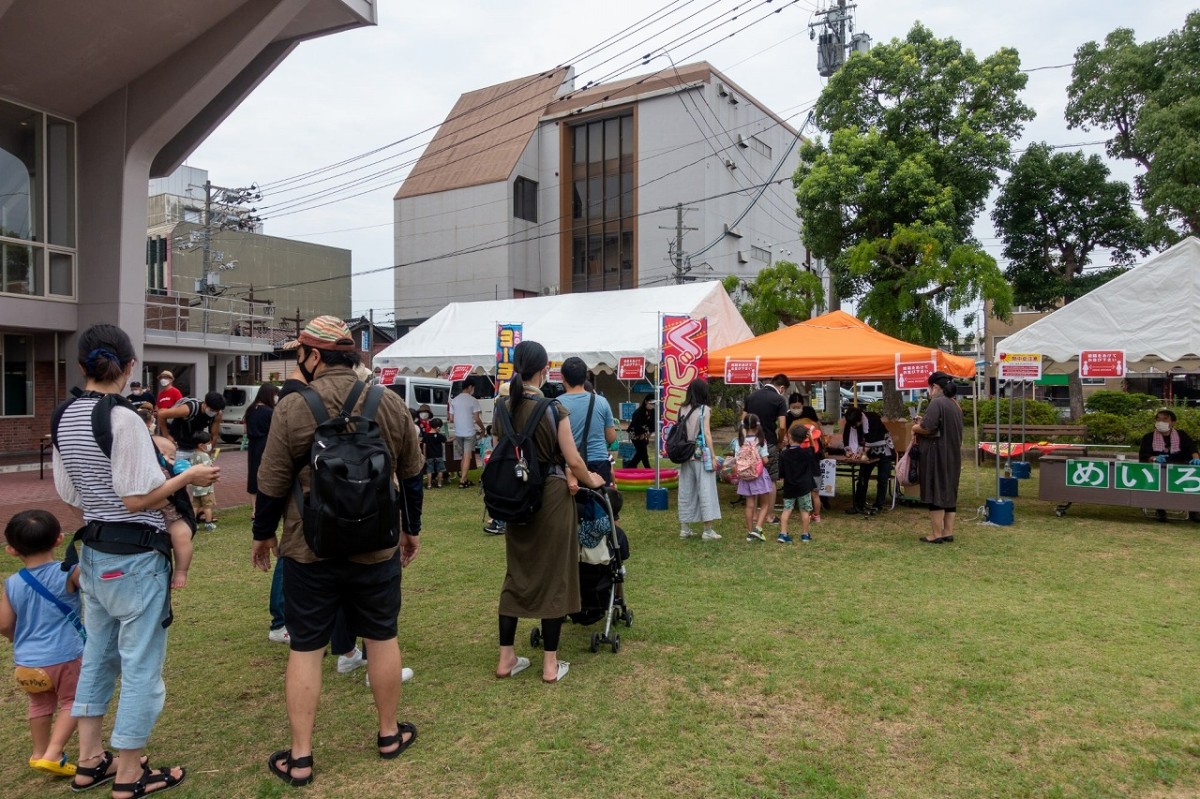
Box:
[393,62,805,327]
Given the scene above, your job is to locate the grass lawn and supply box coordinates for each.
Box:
[2,463,1199,799]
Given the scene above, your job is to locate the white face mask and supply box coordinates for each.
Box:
[1156,421,1172,434]
[205,409,218,418]
[159,379,170,388]
[419,412,430,419]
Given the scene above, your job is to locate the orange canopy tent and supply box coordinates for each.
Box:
[709,310,976,380]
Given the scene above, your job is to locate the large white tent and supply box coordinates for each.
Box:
[374,281,754,375]
[999,237,1200,372]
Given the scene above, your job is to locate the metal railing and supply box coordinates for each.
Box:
[144,290,274,345]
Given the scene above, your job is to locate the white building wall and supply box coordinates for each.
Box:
[393,181,510,322]
[634,82,802,289]
[508,123,562,296]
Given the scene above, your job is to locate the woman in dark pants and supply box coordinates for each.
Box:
[244,383,286,642]
[626,395,655,469]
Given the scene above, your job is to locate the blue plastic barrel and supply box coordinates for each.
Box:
[999,476,1019,497]
[1011,461,1032,479]
[645,487,669,511]
[986,497,1014,525]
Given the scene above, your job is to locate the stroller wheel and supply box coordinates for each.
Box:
[624,608,634,628]
[590,632,602,653]
[530,627,542,648]
[611,634,621,654]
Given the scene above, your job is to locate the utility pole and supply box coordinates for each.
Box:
[177,178,261,334]
[659,203,698,284]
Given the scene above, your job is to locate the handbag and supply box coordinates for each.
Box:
[896,438,919,487]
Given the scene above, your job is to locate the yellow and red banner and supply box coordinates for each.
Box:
[660,315,708,428]
[496,324,522,382]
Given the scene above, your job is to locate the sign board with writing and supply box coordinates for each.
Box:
[660,315,708,427]
[618,356,646,381]
[896,360,935,390]
[1166,464,1200,495]
[1079,350,1125,379]
[496,324,522,382]
[446,364,473,382]
[1115,461,1161,492]
[997,352,1042,381]
[723,358,760,385]
[1065,459,1110,489]
[819,459,837,497]
[547,360,564,383]
[378,366,399,386]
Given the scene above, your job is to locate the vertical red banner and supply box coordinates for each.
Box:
[660,316,708,452]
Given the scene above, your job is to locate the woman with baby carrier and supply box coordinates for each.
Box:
[494,341,605,684]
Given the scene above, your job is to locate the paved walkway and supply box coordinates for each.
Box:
[0,449,255,534]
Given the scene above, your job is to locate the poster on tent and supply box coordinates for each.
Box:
[895,359,936,390]
[495,323,522,383]
[997,352,1042,382]
[724,357,760,385]
[446,364,473,382]
[660,315,708,453]
[1079,349,1125,379]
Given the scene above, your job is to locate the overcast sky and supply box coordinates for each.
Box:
[190,0,1195,325]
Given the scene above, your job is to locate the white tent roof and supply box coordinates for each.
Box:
[375,281,754,375]
[999,237,1200,369]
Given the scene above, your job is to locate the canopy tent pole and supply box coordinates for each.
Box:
[995,378,1003,496]
[1020,380,1028,462]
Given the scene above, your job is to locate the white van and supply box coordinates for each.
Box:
[219,384,260,444]
[382,375,452,422]
[854,382,884,402]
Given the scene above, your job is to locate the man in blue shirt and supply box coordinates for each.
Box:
[556,357,617,484]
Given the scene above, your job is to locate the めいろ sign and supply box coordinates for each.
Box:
[1115,461,1161,492]
[1065,459,1110,489]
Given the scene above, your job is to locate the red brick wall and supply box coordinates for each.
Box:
[0,361,62,455]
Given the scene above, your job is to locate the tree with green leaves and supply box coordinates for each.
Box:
[993,142,1148,312]
[722,261,823,336]
[1066,11,1200,243]
[793,23,1025,351]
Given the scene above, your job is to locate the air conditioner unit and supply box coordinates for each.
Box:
[724,223,743,238]
[717,82,728,97]
[736,134,748,148]
[724,159,738,170]
[737,251,749,264]
[540,284,559,296]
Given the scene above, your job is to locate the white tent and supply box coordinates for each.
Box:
[999,237,1200,371]
[375,281,754,375]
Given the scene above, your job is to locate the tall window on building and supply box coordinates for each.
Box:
[569,114,634,293]
[513,176,538,222]
[0,99,76,299]
[1,334,32,416]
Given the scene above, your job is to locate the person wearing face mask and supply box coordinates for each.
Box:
[415,404,434,435]
[625,394,656,469]
[1139,409,1200,522]
[155,391,226,465]
[155,371,182,411]
[911,372,963,544]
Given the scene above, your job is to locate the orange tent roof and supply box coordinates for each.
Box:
[709,310,977,380]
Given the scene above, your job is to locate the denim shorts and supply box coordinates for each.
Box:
[426,458,446,475]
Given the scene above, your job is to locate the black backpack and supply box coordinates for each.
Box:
[481,396,553,524]
[291,381,399,559]
[664,407,698,464]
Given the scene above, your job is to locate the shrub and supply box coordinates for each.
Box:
[710,406,736,429]
[1084,390,1160,416]
[1080,412,1131,444]
[969,399,1063,428]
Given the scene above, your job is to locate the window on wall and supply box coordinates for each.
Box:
[0,99,76,300]
[513,176,538,222]
[1,334,33,416]
[748,136,772,159]
[569,113,635,294]
[750,245,771,263]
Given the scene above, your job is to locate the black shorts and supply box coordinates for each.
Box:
[282,552,402,652]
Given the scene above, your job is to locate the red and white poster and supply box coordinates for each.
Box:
[997,352,1043,381]
[547,360,564,383]
[378,366,399,386]
[895,360,935,390]
[617,356,646,381]
[1079,350,1125,379]
[660,315,708,428]
[446,364,473,382]
[724,357,760,385]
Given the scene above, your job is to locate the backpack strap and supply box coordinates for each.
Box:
[336,380,368,422]
[358,383,385,424]
[51,391,134,459]
[17,568,86,642]
[579,393,596,462]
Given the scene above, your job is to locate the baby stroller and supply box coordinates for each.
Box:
[531,487,632,654]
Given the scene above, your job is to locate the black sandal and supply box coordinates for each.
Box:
[267,750,313,787]
[111,765,185,798]
[377,722,418,760]
[70,751,115,793]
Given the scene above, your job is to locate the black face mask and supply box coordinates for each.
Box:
[298,349,317,383]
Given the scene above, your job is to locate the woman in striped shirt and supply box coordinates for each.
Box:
[53,324,218,797]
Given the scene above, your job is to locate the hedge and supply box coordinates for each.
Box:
[960,398,1063,428]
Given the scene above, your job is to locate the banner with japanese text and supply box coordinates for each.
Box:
[660,315,708,453]
[495,324,522,382]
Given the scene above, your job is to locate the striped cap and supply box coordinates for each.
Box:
[288,315,356,352]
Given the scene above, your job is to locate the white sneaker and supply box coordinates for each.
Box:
[268,627,290,644]
[365,667,413,688]
[746,528,765,542]
[337,647,366,674]
[680,528,697,539]
[701,529,722,540]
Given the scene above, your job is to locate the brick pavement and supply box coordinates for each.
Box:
[0,448,254,534]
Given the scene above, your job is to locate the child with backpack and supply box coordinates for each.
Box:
[735,414,774,541]
[0,510,85,778]
[779,423,822,543]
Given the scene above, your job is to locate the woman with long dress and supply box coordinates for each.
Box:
[912,371,963,544]
[676,378,722,541]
